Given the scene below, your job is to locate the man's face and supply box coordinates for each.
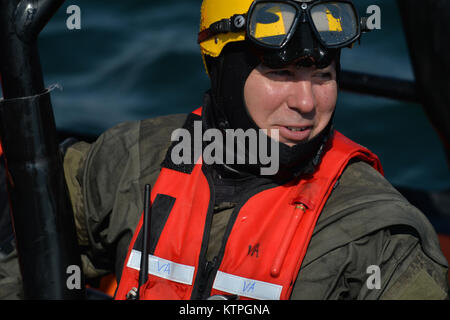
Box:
[244,62,338,147]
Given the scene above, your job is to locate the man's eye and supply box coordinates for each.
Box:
[314,72,332,80]
[268,70,293,77]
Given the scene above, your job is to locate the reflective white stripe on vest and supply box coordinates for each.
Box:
[213,271,283,300]
[127,249,195,285]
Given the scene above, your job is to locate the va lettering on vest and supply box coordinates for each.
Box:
[248,243,260,258]
[157,261,171,275]
[243,280,256,293]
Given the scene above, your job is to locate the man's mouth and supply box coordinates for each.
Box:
[278,125,313,144]
[286,126,311,132]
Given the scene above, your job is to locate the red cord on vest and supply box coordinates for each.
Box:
[270,203,306,278]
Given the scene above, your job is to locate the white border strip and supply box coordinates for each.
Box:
[213,271,283,300]
[127,249,195,285]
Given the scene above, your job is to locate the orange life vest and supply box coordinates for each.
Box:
[115,110,383,300]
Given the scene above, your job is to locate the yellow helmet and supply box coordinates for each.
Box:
[199,0,253,59]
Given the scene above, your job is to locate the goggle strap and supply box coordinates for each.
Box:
[360,16,373,33]
[198,14,247,44]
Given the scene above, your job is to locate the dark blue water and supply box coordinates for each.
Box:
[35,0,449,191]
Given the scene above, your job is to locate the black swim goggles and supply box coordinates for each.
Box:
[198,0,361,51]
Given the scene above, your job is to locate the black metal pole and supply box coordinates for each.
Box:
[397,0,450,166]
[0,0,85,299]
[339,70,419,104]
[138,184,152,299]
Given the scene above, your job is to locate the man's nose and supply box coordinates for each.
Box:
[286,80,315,114]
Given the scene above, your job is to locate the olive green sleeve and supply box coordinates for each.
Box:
[63,114,187,279]
[353,228,449,300]
[0,250,23,300]
[379,240,449,300]
[292,161,449,300]
[63,141,92,248]
[291,226,449,300]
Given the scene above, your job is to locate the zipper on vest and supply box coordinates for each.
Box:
[192,257,217,300]
[190,166,217,299]
[202,256,218,292]
[199,181,283,298]
[205,257,218,275]
[191,166,282,299]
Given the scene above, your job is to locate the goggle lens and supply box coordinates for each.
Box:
[310,2,358,46]
[248,2,297,47]
[248,1,359,48]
